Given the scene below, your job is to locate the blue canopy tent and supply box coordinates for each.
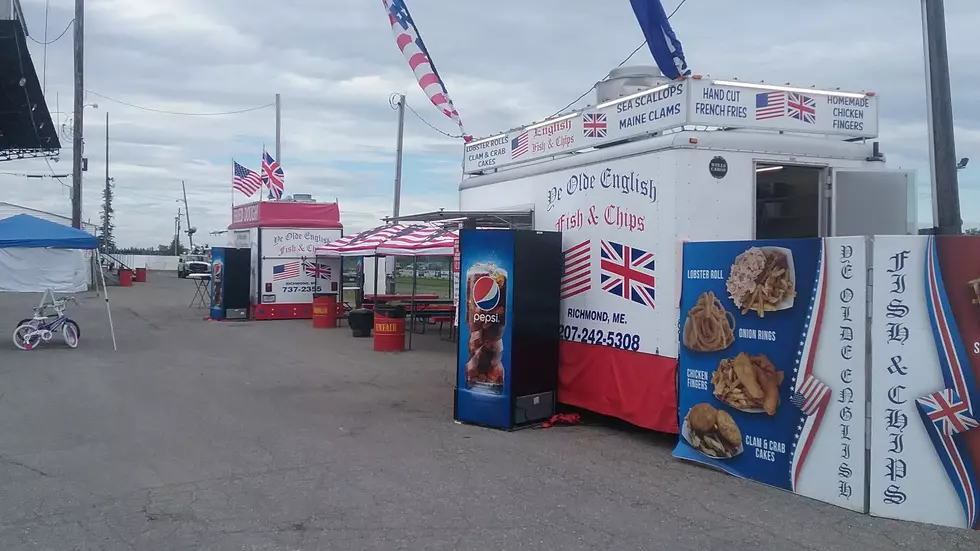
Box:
[0,214,116,350]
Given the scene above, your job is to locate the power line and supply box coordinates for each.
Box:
[83,89,275,116]
[27,18,74,45]
[548,0,690,117]
[405,102,463,139]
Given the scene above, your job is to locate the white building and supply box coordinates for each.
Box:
[0,202,98,234]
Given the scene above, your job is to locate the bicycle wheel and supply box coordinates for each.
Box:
[62,320,80,349]
[12,324,41,351]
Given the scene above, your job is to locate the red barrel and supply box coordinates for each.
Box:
[312,294,338,328]
[373,309,405,352]
[134,267,147,283]
[119,268,133,287]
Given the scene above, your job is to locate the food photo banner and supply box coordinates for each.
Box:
[870,235,980,530]
[675,237,868,512]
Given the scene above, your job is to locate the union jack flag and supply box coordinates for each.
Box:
[304,261,332,280]
[262,150,285,200]
[918,390,979,436]
[787,92,816,124]
[599,240,655,308]
[790,375,831,417]
[582,113,607,138]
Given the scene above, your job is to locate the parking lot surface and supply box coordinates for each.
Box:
[1,274,978,550]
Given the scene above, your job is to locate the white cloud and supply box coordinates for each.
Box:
[4,0,980,245]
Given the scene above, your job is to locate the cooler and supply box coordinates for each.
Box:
[454,229,562,430]
[210,247,251,320]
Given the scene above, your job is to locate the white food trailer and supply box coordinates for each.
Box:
[227,200,343,320]
[459,67,916,432]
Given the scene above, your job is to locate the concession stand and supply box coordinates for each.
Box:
[227,200,343,320]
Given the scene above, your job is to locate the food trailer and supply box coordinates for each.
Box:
[227,200,343,320]
[459,70,915,433]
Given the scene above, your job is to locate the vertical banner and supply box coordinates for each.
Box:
[456,230,514,429]
[674,238,868,511]
[870,236,980,529]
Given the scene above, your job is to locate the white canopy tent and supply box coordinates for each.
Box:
[0,214,117,350]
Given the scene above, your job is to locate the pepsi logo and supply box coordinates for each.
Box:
[473,276,500,311]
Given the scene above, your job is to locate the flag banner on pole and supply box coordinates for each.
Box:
[629,0,692,80]
[233,160,263,197]
[382,0,471,142]
[262,150,285,200]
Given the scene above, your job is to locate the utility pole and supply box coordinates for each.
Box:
[387,93,406,293]
[103,111,110,251]
[275,93,281,165]
[70,0,84,228]
[921,0,961,235]
[392,93,406,220]
[181,180,194,250]
[174,208,182,256]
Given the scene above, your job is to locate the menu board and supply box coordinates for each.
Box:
[674,237,868,511]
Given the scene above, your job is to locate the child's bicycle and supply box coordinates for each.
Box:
[12,296,80,351]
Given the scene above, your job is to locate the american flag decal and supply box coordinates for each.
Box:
[582,113,607,138]
[272,261,301,281]
[919,236,980,528]
[790,375,831,417]
[599,240,655,308]
[511,132,528,159]
[560,240,591,300]
[787,92,816,124]
[756,92,786,120]
[304,261,332,280]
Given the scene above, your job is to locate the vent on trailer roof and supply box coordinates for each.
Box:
[595,65,670,105]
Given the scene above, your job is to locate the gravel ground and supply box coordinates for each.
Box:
[0,273,977,550]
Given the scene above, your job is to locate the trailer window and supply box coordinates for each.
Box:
[754,164,822,239]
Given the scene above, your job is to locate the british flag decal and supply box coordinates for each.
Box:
[599,240,655,308]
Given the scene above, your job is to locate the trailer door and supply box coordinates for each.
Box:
[831,169,916,236]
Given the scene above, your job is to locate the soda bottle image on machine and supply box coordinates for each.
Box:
[464,262,507,393]
[455,228,562,430]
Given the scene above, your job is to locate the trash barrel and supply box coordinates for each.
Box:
[134,267,147,283]
[348,309,374,338]
[119,268,133,287]
[312,293,338,328]
[373,304,406,352]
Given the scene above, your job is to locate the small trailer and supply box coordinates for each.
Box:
[459,68,915,432]
[227,200,344,320]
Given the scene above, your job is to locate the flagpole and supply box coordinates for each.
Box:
[230,159,234,210]
[260,145,265,202]
[275,93,281,172]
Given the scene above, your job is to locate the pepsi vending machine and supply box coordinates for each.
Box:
[210,247,251,320]
[455,229,562,430]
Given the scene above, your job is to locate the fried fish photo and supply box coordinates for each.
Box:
[711,353,784,415]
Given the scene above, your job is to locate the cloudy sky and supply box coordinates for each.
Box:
[3,0,979,246]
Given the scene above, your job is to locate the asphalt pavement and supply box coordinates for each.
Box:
[0,273,977,550]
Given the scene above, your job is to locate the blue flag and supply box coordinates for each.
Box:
[629,0,691,80]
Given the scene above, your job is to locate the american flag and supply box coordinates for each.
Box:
[918,390,980,436]
[599,240,655,308]
[233,161,263,197]
[756,92,786,120]
[272,261,301,281]
[262,150,285,200]
[787,92,817,124]
[303,261,332,280]
[582,113,607,138]
[382,0,470,141]
[511,132,528,159]
[790,375,831,416]
[561,240,591,300]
